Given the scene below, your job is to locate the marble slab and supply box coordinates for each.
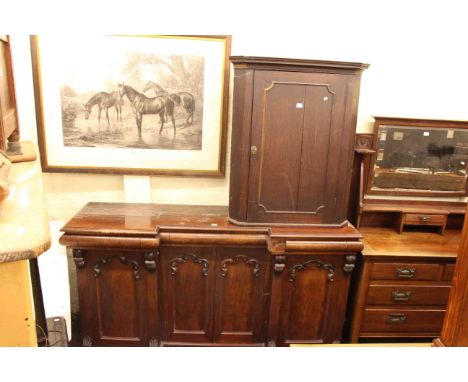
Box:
[0,149,51,263]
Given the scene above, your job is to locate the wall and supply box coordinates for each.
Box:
[9,10,468,222]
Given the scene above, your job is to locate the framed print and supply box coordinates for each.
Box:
[30,35,231,177]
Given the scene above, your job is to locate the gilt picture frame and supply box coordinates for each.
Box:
[31,35,231,177]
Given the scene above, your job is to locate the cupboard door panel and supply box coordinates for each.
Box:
[76,250,154,346]
[160,247,214,344]
[277,255,350,345]
[247,70,348,224]
[213,248,270,345]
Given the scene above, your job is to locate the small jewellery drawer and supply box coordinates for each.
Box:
[361,308,446,333]
[366,284,451,305]
[403,213,446,226]
[370,263,440,281]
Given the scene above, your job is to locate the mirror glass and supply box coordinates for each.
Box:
[372,125,468,193]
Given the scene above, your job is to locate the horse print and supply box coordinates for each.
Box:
[59,49,204,151]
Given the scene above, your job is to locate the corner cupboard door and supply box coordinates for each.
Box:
[277,255,351,345]
[75,249,157,347]
[213,248,270,345]
[247,70,350,225]
[160,247,215,345]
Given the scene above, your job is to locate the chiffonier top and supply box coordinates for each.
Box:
[60,202,363,254]
[230,56,370,73]
[360,227,460,259]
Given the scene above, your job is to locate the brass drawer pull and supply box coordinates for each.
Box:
[419,215,431,222]
[392,290,412,302]
[396,267,416,278]
[386,313,407,324]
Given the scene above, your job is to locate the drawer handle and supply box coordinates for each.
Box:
[419,215,431,222]
[396,267,416,278]
[392,291,412,302]
[386,313,407,324]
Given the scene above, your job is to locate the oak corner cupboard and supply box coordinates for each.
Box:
[228,56,369,227]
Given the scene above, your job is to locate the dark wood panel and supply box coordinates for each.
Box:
[277,255,351,345]
[160,247,215,344]
[97,263,140,339]
[257,81,306,212]
[229,69,254,222]
[366,283,451,306]
[76,250,153,346]
[296,84,333,212]
[438,210,468,346]
[213,248,269,344]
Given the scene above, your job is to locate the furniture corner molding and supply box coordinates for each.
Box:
[289,258,335,282]
[144,251,158,273]
[120,256,141,280]
[72,249,85,269]
[93,257,113,277]
[149,338,159,347]
[220,255,260,277]
[343,255,357,274]
[92,256,141,279]
[169,253,209,277]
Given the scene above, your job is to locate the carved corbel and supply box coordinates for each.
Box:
[72,249,85,269]
[144,251,158,273]
[273,255,286,275]
[343,255,357,274]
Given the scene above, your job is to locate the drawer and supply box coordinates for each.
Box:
[361,308,445,333]
[403,213,446,226]
[442,264,456,281]
[370,263,440,281]
[366,283,451,306]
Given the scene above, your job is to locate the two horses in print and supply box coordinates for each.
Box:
[84,82,196,140]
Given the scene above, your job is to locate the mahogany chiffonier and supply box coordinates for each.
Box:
[349,227,459,342]
[60,203,363,346]
[60,56,369,346]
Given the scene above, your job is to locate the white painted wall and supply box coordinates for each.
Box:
[10,22,468,220]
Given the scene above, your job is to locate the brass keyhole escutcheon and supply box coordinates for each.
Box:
[251,145,258,156]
